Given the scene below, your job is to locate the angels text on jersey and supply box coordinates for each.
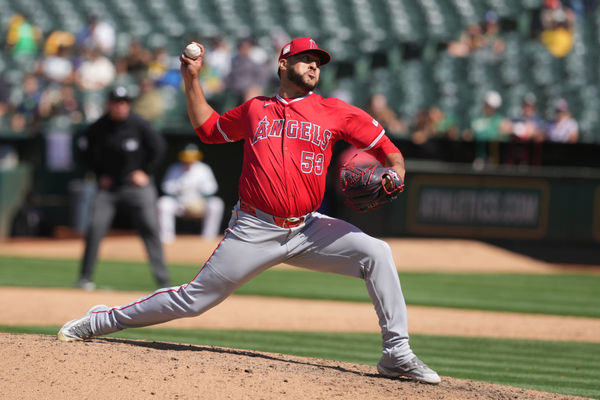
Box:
[251,116,333,152]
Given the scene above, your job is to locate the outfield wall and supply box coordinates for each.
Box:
[337,160,600,245]
[3,134,600,247]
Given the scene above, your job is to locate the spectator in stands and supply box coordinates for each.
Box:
[149,46,183,89]
[447,22,486,57]
[204,36,232,80]
[511,93,546,142]
[201,36,232,98]
[76,14,116,56]
[546,98,579,143]
[37,44,74,84]
[117,40,152,81]
[482,11,505,55]
[5,14,42,58]
[148,46,170,81]
[132,77,165,124]
[10,73,42,133]
[539,7,576,57]
[74,47,117,122]
[463,91,512,168]
[75,47,116,91]
[366,93,407,138]
[38,84,84,125]
[507,93,545,166]
[225,37,267,104]
[75,86,169,290]
[411,105,459,145]
[411,109,433,146]
[157,144,224,243]
[447,11,505,59]
[44,30,75,56]
[429,106,459,140]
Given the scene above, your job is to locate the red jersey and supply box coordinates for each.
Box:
[196,92,401,217]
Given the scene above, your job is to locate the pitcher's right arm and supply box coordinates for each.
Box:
[180,43,215,130]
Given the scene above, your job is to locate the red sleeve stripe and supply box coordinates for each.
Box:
[359,129,386,151]
[216,119,234,142]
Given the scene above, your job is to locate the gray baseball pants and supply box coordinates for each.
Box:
[90,201,414,363]
[80,183,170,287]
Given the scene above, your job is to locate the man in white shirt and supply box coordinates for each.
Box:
[158,144,224,243]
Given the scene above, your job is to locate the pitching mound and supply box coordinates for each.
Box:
[2,333,583,400]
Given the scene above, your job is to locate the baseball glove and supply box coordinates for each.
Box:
[340,164,404,212]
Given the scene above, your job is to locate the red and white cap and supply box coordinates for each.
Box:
[278,38,331,66]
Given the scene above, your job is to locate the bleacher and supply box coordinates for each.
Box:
[1,0,600,142]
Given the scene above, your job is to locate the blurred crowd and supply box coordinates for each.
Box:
[368,87,578,168]
[0,13,290,137]
[365,0,587,169]
[0,0,592,171]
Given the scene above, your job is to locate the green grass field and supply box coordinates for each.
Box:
[1,255,599,398]
[1,256,599,317]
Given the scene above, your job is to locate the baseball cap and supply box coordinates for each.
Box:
[108,86,131,102]
[278,38,331,66]
[178,143,203,163]
[484,91,502,109]
[485,10,498,23]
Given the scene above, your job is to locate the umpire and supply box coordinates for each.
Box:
[76,85,170,290]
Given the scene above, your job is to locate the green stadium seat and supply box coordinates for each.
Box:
[417,0,457,42]
[485,0,523,18]
[448,0,482,26]
[383,0,426,44]
[520,0,543,9]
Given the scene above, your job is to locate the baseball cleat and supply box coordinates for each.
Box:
[76,278,96,291]
[377,356,441,385]
[57,304,107,342]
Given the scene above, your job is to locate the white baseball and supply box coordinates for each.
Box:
[184,43,202,59]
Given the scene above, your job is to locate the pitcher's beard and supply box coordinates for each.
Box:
[288,68,318,91]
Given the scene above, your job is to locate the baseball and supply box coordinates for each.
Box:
[184,43,202,59]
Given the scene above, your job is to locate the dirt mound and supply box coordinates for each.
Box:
[1,334,584,400]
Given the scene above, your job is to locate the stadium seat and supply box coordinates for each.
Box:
[383,0,426,44]
[417,0,456,42]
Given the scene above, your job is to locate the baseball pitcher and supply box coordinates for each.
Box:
[58,37,440,385]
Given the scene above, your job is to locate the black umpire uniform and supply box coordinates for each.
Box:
[77,86,170,289]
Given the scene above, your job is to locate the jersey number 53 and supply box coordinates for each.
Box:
[301,151,325,175]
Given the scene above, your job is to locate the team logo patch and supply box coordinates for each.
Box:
[282,44,291,55]
[310,39,317,49]
[123,138,139,151]
[372,119,379,127]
